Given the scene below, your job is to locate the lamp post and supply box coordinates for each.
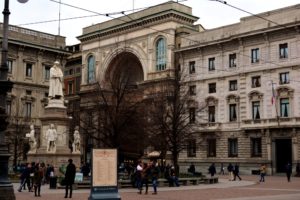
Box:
[0,0,28,199]
[0,0,15,198]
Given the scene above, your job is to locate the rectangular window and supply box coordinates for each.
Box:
[208,106,215,122]
[187,139,196,157]
[44,65,51,80]
[207,139,216,157]
[189,107,195,123]
[229,80,238,91]
[229,53,236,68]
[69,69,74,75]
[68,81,74,95]
[279,72,289,84]
[26,90,32,96]
[7,60,13,73]
[189,85,196,96]
[252,101,260,120]
[25,102,32,118]
[280,98,289,117]
[189,61,195,74]
[228,138,238,157]
[6,101,11,116]
[251,76,261,88]
[25,63,32,77]
[251,48,260,63]
[208,83,216,93]
[279,43,288,59]
[251,138,262,157]
[229,104,237,122]
[208,57,215,71]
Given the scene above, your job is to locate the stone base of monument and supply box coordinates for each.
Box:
[27,152,80,169]
[27,99,80,169]
[89,187,121,200]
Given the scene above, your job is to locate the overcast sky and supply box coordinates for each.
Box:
[2,0,300,45]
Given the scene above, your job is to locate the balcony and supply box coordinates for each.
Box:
[241,117,300,129]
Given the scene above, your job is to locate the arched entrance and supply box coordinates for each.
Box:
[105,52,144,86]
[104,52,145,162]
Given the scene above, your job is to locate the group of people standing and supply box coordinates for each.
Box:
[17,159,76,198]
[135,160,160,195]
[208,163,242,181]
[18,162,49,197]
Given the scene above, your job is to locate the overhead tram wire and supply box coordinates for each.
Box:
[20,1,300,84]
[48,0,300,85]
[208,0,291,29]
[49,0,202,46]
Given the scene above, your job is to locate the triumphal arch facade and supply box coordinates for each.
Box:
[77,1,199,160]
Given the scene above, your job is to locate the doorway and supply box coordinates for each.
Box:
[275,139,292,173]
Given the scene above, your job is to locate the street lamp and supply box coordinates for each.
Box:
[0,1,29,200]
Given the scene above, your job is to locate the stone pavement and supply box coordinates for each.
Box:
[13,175,300,200]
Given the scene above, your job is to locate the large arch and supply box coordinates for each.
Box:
[104,51,144,87]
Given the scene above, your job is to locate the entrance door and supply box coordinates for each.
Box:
[275,139,292,173]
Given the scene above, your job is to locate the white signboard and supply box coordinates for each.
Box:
[92,149,117,187]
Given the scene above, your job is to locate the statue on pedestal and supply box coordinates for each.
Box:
[25,124,37,153]
[46,124,57,153]
[72,126,80,153]
[49,61,64,100]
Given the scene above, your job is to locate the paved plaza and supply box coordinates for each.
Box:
[14,175,300,200]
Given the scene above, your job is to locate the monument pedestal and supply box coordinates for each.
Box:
[27,99,80,168]
[89,187,121,200]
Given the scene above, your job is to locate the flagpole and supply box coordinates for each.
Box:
[271,80,280,127]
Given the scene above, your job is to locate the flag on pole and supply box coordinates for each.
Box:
[271,83,276,105]
[271,94,275,105]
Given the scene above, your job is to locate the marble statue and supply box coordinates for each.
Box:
[46,124,57,153]
[25,124,37,153]
[49,61,64,99]
[72,126,80,153]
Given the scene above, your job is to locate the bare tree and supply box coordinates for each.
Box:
[79,67,149,161]
[7,100,32,169]
[146,66,206,174]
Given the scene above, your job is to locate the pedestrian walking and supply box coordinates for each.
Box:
[150,161,160,195]
[233,163,242,181]
[169,166,180,187]
[135,160,143,194]
[64,159,76,198]
[219,163,225,175]
[227,163,234,181]
[33,163,43,197]
[18,163,30,192]
[139,162,151,194]
[208,163,216,177]
[259,164,266,182]
[286,162,292,182]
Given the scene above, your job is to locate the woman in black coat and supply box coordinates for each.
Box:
[64,159,76,198]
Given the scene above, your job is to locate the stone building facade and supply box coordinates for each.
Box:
[76,1,300,174]
[0,23,70,166]
[64,44,82,157]
[177,4,300,174]
[77,1,200,162]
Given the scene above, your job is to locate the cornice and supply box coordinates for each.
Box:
[78,10,198,43]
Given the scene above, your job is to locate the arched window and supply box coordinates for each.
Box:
[87,55,95,83]
[156,38,166,71]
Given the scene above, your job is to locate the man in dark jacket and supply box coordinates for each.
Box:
[64,159,76,198]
